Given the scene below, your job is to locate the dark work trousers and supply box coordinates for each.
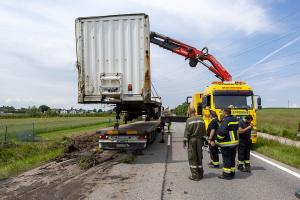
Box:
[238,140,251,166]
[209,144,219,166]
[221,146,237,176]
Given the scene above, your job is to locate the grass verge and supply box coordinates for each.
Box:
[257,108,300,140]
[0,142,63,179]
[0,120,115,179]
[253,137,300,169]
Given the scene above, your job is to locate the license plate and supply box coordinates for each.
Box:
[118,136,128,139]
[109,136,126,141]
[114,136,138,141]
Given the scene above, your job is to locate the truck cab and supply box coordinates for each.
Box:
[190,81,261,143]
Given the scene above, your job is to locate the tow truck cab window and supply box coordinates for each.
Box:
[213,90,254,109]
[202,95,211,108]
[197,103,203,115]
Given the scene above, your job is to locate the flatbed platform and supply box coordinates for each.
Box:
[96,121,161,150]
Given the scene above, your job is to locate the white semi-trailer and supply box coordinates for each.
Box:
[75,14,161,122]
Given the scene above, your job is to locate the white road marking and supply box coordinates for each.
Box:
[167,135,171,146]
[251,152,300,179]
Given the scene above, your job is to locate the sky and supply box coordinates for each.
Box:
[0,0,300,109]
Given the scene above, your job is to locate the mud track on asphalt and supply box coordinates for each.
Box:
[0,132,134,200]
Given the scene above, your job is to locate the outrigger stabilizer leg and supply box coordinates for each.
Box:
[114,108,121,129]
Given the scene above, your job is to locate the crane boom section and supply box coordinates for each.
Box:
[150,32,232,81]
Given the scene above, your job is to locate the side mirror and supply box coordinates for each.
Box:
[257,96,262,110]
[197,103,203,115]
[186,96,192,104]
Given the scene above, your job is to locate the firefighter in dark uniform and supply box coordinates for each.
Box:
[216,108,239,180]
[207,110,220,168]
[183,107,206,181]
[237,115,253,172]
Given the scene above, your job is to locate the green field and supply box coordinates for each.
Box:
[0,116,114,142]
[0,116,115,179]
[257,108,300,140]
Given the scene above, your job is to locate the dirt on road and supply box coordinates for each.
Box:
[0,132,135,200]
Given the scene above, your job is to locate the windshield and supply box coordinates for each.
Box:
[214,95,253,109]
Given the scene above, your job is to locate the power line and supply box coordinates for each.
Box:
[227,25,300,58]
[235,34,300,78]
[243,60,300,80]
[257,50,300,65]
[220,9,300,50]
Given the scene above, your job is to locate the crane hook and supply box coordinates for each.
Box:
[202,47,209,55]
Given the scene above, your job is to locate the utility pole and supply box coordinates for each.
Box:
[288,100,290,108]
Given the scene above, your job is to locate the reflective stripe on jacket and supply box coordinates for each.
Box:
[216,115,239,147]
[184,116,206,140]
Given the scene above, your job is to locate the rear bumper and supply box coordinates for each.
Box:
[99,140,147,150]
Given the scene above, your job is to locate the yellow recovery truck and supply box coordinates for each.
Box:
[189,81,261,143]
[150,32,262,143]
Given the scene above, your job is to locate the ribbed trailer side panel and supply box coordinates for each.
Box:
[76,14,151,103]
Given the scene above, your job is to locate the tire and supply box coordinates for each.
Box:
[145,116,151,121]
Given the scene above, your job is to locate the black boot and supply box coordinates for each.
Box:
[237,164,244,171]
[188,176,200,181]
[231,172,235,178]
[198,169,204,179]
[218,173,232,180]
[245,165,251,173]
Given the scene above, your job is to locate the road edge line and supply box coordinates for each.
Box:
[160,133,170,200]
[250,152,300,179]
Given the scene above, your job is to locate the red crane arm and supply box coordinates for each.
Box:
[150,32,232,81]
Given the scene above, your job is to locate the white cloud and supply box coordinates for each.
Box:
[134,0,274,37]
[0,0,283,108]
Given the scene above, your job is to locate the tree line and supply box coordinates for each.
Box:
[173,102,189,116]
[0,105,110,118]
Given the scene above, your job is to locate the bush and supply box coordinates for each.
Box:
[174,102,189,116]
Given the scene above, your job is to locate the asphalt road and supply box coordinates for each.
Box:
[88,122,300,200]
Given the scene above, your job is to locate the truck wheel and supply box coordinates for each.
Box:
[123,116,128,124]
[114,122,119,129]
[149,132,154,144]
[145,116,151,121]
[149,133,153,144]
[146,133,151,144]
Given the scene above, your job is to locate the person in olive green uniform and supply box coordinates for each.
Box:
[183,107,206,181]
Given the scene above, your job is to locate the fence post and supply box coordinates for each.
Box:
[32,122,35,138]
[4,126,7,144]
[297,122,300,137]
